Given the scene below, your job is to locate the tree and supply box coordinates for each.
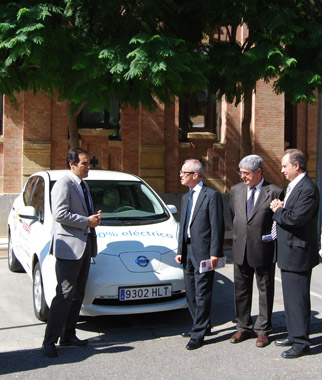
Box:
[0,0,212,146]
[1,0,322,151]
[203,0,322,155]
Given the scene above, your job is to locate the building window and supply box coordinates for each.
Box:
[179,90,218,141]
[0,95,3,135]
[77,100,121,139]
[284,99,297,149]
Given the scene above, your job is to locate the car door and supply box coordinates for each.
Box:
[13,176,38,270]
[18,176,46,274]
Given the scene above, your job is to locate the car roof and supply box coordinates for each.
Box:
[33,170,142,182]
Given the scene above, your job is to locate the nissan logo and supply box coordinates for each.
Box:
[135,256,149,267]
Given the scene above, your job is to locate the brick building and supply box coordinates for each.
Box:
[0,78,318,198]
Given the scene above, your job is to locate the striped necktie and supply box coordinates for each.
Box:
[271,221,277,240]
[271,186,290,240]
[285,185,291,199]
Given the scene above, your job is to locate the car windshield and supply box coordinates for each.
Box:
[50,179,169,226]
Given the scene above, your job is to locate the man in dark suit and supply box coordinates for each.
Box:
[42,148,101,357]
[229,155,283,348]
[270,149,320,359]
[175,159,224,350]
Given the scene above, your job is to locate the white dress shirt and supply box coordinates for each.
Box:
[187,181,203,238]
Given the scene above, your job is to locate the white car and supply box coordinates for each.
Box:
[7,170,186,321]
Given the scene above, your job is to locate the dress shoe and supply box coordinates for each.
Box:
[60,336,89,346]
[281,346,310,359]
[229,330,250,344]
[275,338,292,347]
[42,342,58,357]
[181,328,212,338]
[256,334,269,348]
[186,339,203,350]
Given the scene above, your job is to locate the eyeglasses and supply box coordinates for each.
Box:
[179,170,195,176]
[238,170,253,177]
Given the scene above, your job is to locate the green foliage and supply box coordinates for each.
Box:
[0,0,322,111]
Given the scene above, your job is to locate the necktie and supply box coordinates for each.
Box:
[271,221,277,240]
[80,180,93,215]
[246,186,256,220]
[271,186,291,240]
[184,189,194,241]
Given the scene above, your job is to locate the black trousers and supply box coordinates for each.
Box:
[184,243,214,342]
[281,269,312,348]
[233,256,275,335]
[44,235,93,344]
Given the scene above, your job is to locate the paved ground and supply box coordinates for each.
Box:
[1,249,322,379]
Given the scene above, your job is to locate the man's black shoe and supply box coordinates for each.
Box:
[281,346,310,359]
[42,342,58,357]
[186,339,203,350]
[181,328,212,338]
[60,336,89,346]
[275,338,292,347]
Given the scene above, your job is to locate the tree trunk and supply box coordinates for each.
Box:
[68,112,79,148]
[67,102,85,148]
[241,87,253,158]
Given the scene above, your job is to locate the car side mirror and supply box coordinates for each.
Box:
[19,206,38,220]
[167,205,177,214]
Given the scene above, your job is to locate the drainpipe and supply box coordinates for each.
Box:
[316,93,322,250]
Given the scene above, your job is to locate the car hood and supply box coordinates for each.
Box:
[95,221,179,273]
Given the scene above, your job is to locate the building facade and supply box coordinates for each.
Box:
[0,78,318,196]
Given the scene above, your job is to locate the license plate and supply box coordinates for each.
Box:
[119,285,172,301]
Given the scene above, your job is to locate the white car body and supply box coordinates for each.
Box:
[8,170,186,320]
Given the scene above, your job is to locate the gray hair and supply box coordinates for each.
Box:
[239,155,264,172]
[184,159,204,177]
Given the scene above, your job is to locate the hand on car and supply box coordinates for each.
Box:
[175,255,182,264]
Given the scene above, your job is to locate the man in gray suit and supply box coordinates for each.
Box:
[229,155,282,348]
[42,148,101,357]
[175,159,224,350]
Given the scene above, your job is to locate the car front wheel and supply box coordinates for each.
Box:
[8,230,24,273]
[33,262,49,321]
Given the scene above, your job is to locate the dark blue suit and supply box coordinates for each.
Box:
[273,174,320,348]
[178,184,224,342]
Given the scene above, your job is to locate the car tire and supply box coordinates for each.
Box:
[33,262,49,321]
[8,230,25,273]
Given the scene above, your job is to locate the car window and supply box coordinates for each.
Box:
[29,178,45,222]
[23,176,38,206]
[87,180,169,226]
[23,176,45,223]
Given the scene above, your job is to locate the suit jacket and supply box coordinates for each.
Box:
[178,184,225,266]
[273,175,320,272]
[230,180,283,267]
[51,174,97,260]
